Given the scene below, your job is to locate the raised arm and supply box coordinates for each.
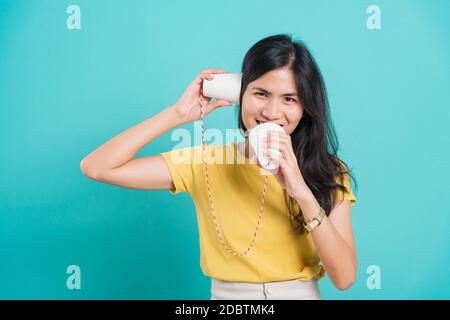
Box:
[79,69,232,190]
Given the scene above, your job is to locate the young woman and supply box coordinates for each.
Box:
[80,34,358,300]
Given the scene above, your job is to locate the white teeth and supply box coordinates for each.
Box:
[257,120,284,127]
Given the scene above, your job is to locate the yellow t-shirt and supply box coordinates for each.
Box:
[161,142,356,283]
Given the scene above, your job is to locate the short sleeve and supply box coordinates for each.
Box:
[334,172,357,208]
[160,146,199,195]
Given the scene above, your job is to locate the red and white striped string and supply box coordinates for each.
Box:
[198,86,269,257]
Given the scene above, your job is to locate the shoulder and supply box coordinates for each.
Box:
[161,143,235,165]
[333,158,351,182]
[332,158,357,204]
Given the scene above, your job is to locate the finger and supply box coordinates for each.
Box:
[265,138,289,150]
[200,95,212,104]
[266,130,289,140]
[200,72,215,81]
[192,72,214,88]
[276,132,294,153]
[195,72,220,95]
[266,132,293,152]
[265,141,294,164]
[202,68,229,74]
[267,142,287,156]
[265,131,282,146]
[214,98,233,105]
[199,69,229,83]
[192,69,229,92]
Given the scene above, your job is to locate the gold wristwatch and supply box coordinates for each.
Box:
[303,206,326,232]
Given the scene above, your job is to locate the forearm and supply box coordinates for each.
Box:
[295,190,357,290]
[81,105,185,174]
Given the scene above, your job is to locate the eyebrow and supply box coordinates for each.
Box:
[252,87,298,97]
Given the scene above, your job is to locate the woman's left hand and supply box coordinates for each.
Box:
[262,130,310,201]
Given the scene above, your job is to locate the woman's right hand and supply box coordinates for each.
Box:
[172,69,234,123]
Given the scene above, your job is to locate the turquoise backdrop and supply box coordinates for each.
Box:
[0,0,449,299]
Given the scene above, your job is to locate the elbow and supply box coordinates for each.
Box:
[334,273,356,291]
[80,158,102,180]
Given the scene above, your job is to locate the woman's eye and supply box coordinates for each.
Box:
[255,92,267,97]
[285,97,296,103]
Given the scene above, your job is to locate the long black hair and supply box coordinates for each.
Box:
[237,34,358,234]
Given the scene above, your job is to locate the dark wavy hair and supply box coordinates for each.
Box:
[237,34,358,234]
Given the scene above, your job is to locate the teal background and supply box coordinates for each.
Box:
[1,0,449,299]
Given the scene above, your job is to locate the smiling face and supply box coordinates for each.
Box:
[241,67,304,135]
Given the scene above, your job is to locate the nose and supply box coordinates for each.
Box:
[261,100,282,120]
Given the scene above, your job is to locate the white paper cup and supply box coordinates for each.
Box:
[202,73,242,103]
[248,122,285,173]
